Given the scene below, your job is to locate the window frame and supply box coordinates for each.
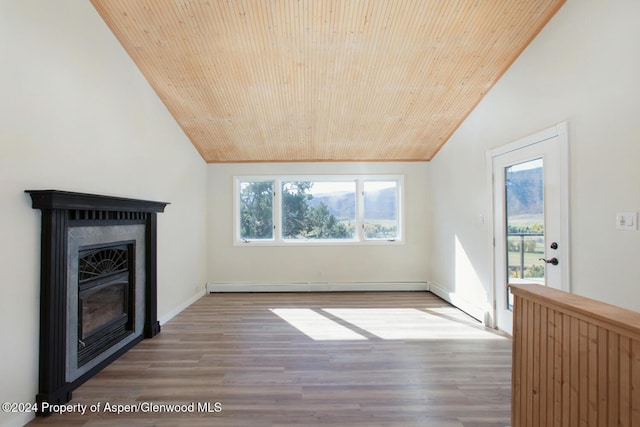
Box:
[233,175,404,246]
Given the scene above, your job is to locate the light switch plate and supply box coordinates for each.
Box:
[616,212,637,230]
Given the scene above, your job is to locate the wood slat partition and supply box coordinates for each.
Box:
[510,283,640,427]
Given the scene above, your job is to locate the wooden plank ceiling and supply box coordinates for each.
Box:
[90,0,565,163]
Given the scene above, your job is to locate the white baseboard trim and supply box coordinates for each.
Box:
[428,282,492,326]
[207,282,429,293]
[159,288,207,325]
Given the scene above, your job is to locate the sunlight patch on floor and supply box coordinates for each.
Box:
[270,308,368,340]
[271,307,507,341]
[322,308,507,340]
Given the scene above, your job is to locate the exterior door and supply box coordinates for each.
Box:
[490,123,570,334]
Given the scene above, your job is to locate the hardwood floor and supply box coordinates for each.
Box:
[28,292,512,427]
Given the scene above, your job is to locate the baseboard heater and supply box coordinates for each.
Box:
[207,282,428,293]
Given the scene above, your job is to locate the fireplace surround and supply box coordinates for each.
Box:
[26,190,168,414]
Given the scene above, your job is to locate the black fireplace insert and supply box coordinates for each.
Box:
[77,242,135,367]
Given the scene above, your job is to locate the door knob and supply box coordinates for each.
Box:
[539,257,559,265]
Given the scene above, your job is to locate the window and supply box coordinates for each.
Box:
[281,180,356,240]
[235,175,403,245]
[239,181,273,240]
[364,181,399,239]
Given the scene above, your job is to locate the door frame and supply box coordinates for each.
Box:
[485,122,571,330]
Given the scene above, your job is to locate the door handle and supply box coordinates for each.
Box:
[539,257,559,266]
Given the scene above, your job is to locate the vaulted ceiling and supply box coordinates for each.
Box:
[90,0,565,163]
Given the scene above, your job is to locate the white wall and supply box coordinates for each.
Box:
[429,0,640,319]
[0,1,207,426]
[5,0,639,425]
[207,162,429,287]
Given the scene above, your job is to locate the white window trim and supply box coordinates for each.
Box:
[233,175,404,246]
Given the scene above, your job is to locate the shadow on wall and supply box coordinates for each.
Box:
[454,235,487,304]
[428,234,492,325]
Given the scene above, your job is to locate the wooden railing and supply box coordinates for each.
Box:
[510,283,640,427]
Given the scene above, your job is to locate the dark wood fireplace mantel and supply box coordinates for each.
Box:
[26,190,169,414]
[28,190,170,213]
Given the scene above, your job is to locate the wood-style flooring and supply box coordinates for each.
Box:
[28,292,512,427]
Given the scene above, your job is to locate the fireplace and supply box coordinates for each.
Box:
[26,190,168,414]
[77,242,135,367]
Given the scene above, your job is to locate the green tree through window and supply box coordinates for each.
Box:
[240,181,273,239]
[282,181,351,240]
[281,181,313,238]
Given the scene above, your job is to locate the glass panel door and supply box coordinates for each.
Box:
[505,158,545,310]
[492,123,569,335]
